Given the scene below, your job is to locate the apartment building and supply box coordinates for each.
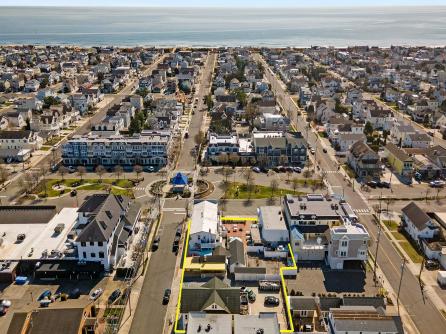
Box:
[62,131,169,169]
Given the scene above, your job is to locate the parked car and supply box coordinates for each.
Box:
[310,148,315,155]
[0,305,6,316]
[90,288,103,301]
[293,167,302,173]
[260,167,269,173]
[67,166,76,173]
[252,166,261,173]
[425,260,440,271]
[367,181,378,188]
[69,288,81,299]
[1,300,12,308]
[37,290,52,301]
[162,288,171,305]
[247,289,256,302]
[322,148,327,153]
[264,296,280,306]
[145,166,155,173]
[70,189,77,197]
[152,236,160,251]
[430,180,445,188]
[108,289,121,304]
[378,181,391,189]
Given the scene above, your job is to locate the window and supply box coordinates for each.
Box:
[90,242,95,246]
[91,253,96,258]
[341,240,348,247]
[81,242,86,247]
[82,252,86,258]
[98,242,103,247]
[99,252,105,258]
[340,251,347,257]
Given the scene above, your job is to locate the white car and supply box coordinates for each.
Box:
[430,180,445,188]
[90,288,103,301]
[251,167,261,173]
[1,300,12,308]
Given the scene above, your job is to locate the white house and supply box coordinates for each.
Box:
[189,201,221,255]
[401,202,439,246]
[327,223,369,270]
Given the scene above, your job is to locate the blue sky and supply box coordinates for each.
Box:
[2,0,446,6]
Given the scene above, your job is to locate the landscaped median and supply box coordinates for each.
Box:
[222,182,309,200]
[32,178,136,198]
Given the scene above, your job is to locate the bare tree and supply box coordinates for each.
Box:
[134,165,143,180]
[270,179,279,200]
[114,165,124,180]
[286,170,292,184]
[95,165,106,183]
[194,130,205,147]
[240,167,254,189]
[436,187,443,201]
[229,152,240,167]
[59,165,68,180]
[385,197,395,213]
[291,177,300,194]
[222,166,233,184]
[77,166,87,182]
[218,152,229,165]
[0,165,9,185]
[425,189,431,203]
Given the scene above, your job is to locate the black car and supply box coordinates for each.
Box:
[425,260,440,270]
[108,289,121,304]
[162,289,171,304]
[264,296,280,306]
[367,181,378,188]
[175,226,182,237]
[152,236,160,251]
[69,288,81,299]
[70,189,77,197]
[322,148,328,153]
[379,181,391,189]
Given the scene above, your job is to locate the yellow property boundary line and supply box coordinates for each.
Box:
[174,217,296,333]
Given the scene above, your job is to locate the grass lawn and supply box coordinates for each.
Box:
[341,164,356,179]
[40,146,51,151]
[399,241,423,263]
[317,132,328,138]
[35,178,135,197]
[383,220,399,231]
[223,182,306,199]
[44,136,64,146]
[391,231,406,241]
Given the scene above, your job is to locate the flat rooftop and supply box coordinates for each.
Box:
[0,208,78,261]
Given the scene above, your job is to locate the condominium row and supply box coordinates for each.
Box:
[62,130,169,169]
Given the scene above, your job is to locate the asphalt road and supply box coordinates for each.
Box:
[176,53,216,172]
[257,53,446,334]
[129,210,186,334]
[0,54,167,202]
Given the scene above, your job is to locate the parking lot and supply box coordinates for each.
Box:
[0,277,108,334]
[286,262,379,297]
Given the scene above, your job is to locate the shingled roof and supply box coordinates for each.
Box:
[181,277,240,314]
[76,194,130,243]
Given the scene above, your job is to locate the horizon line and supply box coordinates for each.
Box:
[1,4,446,8]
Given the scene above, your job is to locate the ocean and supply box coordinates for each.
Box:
[0,6,445,47]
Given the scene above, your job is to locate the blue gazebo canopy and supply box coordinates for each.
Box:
[171,172,188,186]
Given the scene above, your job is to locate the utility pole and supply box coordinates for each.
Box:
[373,193,383,285]
[419,256,426,287]
[397,258,407,316]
